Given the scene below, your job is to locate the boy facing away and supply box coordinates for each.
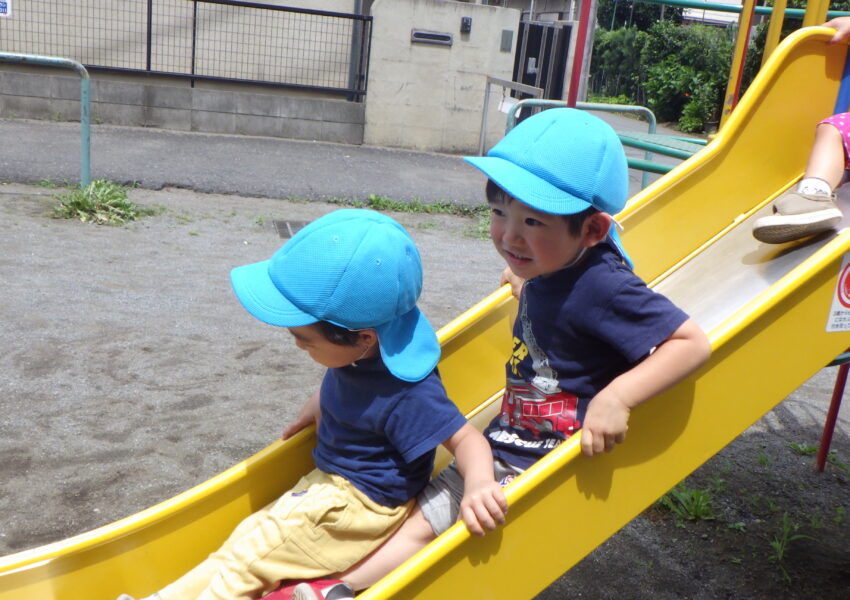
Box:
[119,209,506,600]
[332,108,712,592]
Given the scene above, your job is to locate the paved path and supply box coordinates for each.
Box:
[0,113,695,204]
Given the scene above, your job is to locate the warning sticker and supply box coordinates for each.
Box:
[827,253,850,331]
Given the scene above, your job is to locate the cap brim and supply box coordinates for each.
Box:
[465,155,592,215]
[375,306,440,383]
[230,260,317,327]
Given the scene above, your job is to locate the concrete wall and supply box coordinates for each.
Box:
[0,68,365,144]
[365,0,520,153]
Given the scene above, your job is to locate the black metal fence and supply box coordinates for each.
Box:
[0,0,372,98]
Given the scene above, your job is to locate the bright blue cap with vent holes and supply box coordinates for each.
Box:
[465,108,633,267]
[230,209,439,382]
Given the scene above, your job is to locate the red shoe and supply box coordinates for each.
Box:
[261,580,297,600]
[292,579,355,600]
[262,579,354,600]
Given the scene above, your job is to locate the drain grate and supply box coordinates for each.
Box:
[273,219,310,239]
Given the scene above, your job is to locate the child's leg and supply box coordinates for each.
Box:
[156,470,409,600]
[339,459,519,591]
[800,119,847,191]
[753,115,847,243]
[338,506,436,590]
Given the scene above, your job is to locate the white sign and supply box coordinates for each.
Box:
[0,1,11,18]
[498,96,518,115]
[827,253,850,331]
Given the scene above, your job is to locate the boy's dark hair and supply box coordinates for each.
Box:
[485,179,598,236]
[317,321,361,346]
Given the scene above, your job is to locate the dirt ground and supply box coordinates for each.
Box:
[1,183,848,599]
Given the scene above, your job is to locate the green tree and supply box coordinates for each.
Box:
[641,21,733,128]
[590,27,650,103]
[596,0,682,31]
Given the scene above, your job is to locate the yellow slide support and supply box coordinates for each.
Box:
[3,27,850,600]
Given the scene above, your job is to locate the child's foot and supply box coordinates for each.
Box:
[292,579,355,600]
[752,190,843,243]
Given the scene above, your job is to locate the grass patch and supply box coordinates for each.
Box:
[53,180,160,225]
[656,483,716,524]
[787,442,818,456]
[326,194,491,239]
[328,193,488,217]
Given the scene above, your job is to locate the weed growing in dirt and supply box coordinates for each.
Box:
[53,180,160,225]
[656,483,716,525]
[787,442,818,456]
[325,194,491,239]
[36,178,69,189]
[767,512,812,582]
[827,452,848,471]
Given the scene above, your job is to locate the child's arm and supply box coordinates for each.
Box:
[442,423,508,536]
[581,317,711,457]
[282,389,321,439]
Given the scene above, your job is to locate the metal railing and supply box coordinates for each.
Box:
[0,0,372,98]
[0,52,91,187]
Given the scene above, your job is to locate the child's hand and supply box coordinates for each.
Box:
[500,267,525,299]
[282,390,321,439]
[825,16,850,44]
[580,388,630,457]
[459,479,508,536]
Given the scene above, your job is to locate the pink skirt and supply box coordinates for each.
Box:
[820,112,850,169]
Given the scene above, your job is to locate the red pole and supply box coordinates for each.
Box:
[817,363,848,472]
[566,0,594,107]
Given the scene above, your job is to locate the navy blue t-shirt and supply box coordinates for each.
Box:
[485,244,689,470]
[313,357,467,507]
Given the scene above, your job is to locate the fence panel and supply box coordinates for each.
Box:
[0,0,371,97]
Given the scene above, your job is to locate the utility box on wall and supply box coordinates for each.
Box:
[365,0,519,154]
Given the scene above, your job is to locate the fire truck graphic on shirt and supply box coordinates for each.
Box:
[500,290,581,439]
[499,378,580,438]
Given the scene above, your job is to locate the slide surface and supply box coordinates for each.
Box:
[3,27,850,600]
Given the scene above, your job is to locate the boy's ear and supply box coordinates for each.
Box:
[581,212,614,247]
[357,329,379,347]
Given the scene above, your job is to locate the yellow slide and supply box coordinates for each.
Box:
[3,26,850,600]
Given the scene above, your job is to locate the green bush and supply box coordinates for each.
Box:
[641,22,732,126]
[591,21,733,129]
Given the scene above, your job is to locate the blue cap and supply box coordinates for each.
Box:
[230,209,439,382]
[465,108,633,267]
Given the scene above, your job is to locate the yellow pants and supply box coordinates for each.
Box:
[158,469,412,600]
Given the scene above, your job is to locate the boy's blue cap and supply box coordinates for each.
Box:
[465,108,633,267]
[230,209,439,382]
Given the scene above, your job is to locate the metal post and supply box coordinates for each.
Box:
[817,362,847,472]
[191,0,199,87]
[566,0,593,107]
[719,0,757,129]
[0,52,91,187]
[347,0,364,101]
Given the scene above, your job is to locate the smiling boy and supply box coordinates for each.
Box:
[331,108,711,592]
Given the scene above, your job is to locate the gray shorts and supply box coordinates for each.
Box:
[418,458,523,535]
